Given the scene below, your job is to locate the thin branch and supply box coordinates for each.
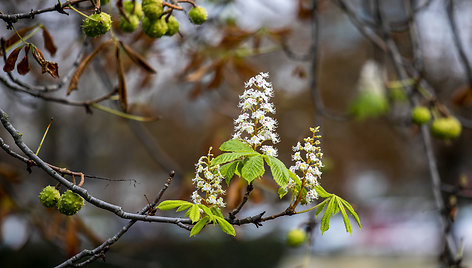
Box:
[0,0,87,24]
[228,183,254,221]
[374,1,460,264]
[56,172,177,268]
[0,107,191,226]
[309,0,351,122]
[446,0,472,89]
[0,75,117,108]
[333,0,387,51]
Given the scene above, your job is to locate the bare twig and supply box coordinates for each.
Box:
[0,107,191,226]
[0,0,87,24]
[228,183,254,221]
[446,0,472,89]
[55,172,177,268]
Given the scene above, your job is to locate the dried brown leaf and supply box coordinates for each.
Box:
[67,40,112,95]
[32,47,59,78]
[2,26,35,56]
[452,84,472,107]
[186,62,213,82]
[17,45,30,75]
[3,46,22,73]
[208,60,226,89]
[116,46,128,112]
[119,41,156,74]
[42,27,57,56]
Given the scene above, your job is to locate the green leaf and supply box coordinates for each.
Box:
[215,217,236,236]
[211,152,256,166]
[220,161,239,185]
[190,216,209,237]
[320,197,336,234]
[314,185,332,199]
[241,155,265,183]
[157,200,193,211]
[278,187,288,199]
[265,155,289,187]
[340,199,362,229]
[198,204,215,221]
[219,139,255,152]
[188,204,201,223]
[211,207,224,218]
[336,197,352,234]
[315,198,329,216]
[288,170,301,186]
[176,203,193,212]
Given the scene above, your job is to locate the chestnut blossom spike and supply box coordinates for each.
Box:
[287,126,323,204]
[233,73,280,154]
[191,148,226,208]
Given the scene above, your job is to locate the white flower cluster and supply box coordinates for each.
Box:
[233,72,279,157]
[288,127,323,204]
[191,150,226,208]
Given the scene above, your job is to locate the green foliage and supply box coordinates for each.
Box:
[312,186,361,235]
[264,155,289,187]
[211,152,256,166]
[157,200,235,237]
[241,155,265,183]
[219,139,255,153]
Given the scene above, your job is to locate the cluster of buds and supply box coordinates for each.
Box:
[191,149,226,208]
[288,127,323,204]
[233,72,279,157]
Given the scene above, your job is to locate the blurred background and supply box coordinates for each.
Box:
[0,0,472,267]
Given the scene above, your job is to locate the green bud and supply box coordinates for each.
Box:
[165,16,179,36]
[57,190,85,216]
[142,0,163,20]
[188,6,207,25]
[430,117,462,140]
[411,106,431,125]
[123,1,143,18]
[82,12,112,38]
[142,16,168,38]
[286,229,306,247]
[39,186,61,208]
[120,15,140,32]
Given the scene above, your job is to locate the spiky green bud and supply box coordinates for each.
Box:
[142,0,163,20]
[82,12,112,38]
[165,16,179,36]
[120,15,140,32]
[57,190,84,216]
[39,186,61,208]
[142,16,168,38]
[123,1,143,18]
[188,6,207,25]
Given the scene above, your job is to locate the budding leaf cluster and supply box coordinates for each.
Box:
[156,73,361,236]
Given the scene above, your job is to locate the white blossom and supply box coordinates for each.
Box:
[191,149,226,208]
[233,73,280,154]
[287,126,323,204]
